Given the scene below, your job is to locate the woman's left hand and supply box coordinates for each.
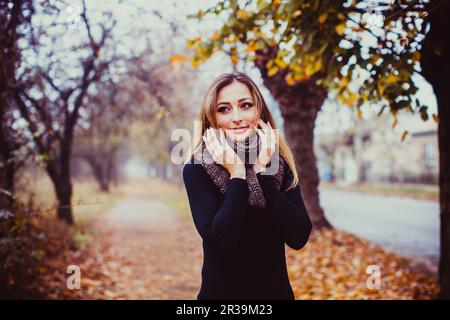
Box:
[253,119,278,174]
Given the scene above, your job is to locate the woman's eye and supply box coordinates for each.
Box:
[217,103,253,113]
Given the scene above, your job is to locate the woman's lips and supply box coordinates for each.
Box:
[231,126,249,134]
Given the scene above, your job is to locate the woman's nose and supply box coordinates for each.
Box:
[231,108,243,123]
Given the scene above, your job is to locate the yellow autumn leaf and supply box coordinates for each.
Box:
[266,59,274,69]
[339,76,350,88]
[237,9,248,20]
[267,66,279,77]
[191,59,199,68]
[291,62,302,73]
[294,71,307,81]
[357,109,363,119]
[211,32,220,41]
[377,82,384,96]
[432,113,440,123]
[247,41,256,53]
[371,55,381,65]
[318,13,328,24]
[225,35,236,44]
[335,22,346,36]
[350,26,365,32]
[309,58,323,74]
[170,55,186,63]
[285,72,296,86]
[276,58,287,69]
[230,55,239,65]
[385,74,399,84]
[342,92,358,106]
[187,36,200,48]
[412,51,421,62]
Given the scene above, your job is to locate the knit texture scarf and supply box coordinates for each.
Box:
[193,129,286,209]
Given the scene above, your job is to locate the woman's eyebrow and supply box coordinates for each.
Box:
[217,98,253,106]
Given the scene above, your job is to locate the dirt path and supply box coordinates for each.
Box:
[91,186,203,299]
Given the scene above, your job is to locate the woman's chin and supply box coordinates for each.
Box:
[230,135,246,142]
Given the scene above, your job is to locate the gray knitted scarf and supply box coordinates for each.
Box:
[193,129,285,209]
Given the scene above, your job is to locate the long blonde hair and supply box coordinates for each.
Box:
[185,72,299,191]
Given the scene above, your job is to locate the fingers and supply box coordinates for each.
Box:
[219,127,225,145]
[202,128,209,145]
[209,127,219,144]
[203,128,216,144]
[254,122,265,139]
[209,128,223,155]
[204,128,213,147]
[254,126,264,141]
[258,119,274,136]
[258,119,269,129]
[203,129,214,156]
[255,120,276,146]
[203,128,224,161]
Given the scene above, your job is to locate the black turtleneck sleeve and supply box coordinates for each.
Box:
[256,166,313,250]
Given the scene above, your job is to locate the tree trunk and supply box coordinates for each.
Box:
[47,139,74,224]
[106,153,114,188]
[0,74,16,211]
[255,46,332,229]
[420,4,450,299]
[0,116,15,209]
[56,180,73,224]
[155,163,167,180]
[86,157,110,192]
[170,162,182,185]
[48,170,74,224]
[354,123,364,183]
[106,148,119,188]
[0,145,16,211]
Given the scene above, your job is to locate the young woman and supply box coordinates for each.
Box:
[182,72,312,300]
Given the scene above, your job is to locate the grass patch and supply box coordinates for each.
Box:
[72,179,124,228]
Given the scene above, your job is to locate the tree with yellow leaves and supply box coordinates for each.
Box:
[182,0,450,299]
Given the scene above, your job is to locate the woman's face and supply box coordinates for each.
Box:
[214,80,259,141]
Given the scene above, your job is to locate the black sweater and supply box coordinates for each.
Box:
[182,159,312,300]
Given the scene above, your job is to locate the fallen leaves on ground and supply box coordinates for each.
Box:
[19,185,437,300]
[287,228,438,299]
[27,223,437,300]
[24,200,202,300]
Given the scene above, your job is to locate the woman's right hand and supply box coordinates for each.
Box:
[203,127,246,179]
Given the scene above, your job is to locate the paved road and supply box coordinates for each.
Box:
[319,187,440,274]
